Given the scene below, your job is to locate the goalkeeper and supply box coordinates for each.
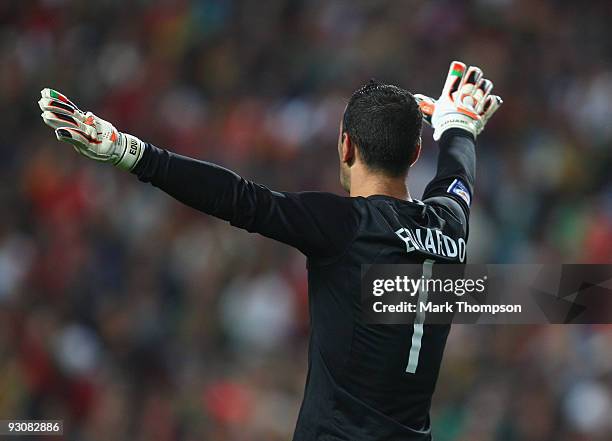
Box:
[39,61,501,441]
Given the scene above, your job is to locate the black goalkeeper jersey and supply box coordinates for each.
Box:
[133,129,475,441]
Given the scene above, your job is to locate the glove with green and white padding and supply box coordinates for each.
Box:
[414,61,502,140]
[38,88,145,171]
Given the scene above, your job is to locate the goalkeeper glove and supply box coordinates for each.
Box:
[415,61,503,140]
[38,88,145,171]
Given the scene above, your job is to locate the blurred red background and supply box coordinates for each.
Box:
[0,1,611,440]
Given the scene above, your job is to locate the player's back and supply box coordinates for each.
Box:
[128,125,476,441]
[294,195,468,441]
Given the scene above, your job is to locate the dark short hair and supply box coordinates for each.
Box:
[342,79,422,177]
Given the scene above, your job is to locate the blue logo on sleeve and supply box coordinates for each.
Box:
[447,179,471,206]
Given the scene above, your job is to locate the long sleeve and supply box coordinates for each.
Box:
[132,144,360,258]
[421,128,476,224]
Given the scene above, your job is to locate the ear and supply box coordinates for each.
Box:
[410,138,422,167]
[341,132,356,166]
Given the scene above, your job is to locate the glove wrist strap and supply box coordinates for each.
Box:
[433,114,477,141]
[115,133,146,171]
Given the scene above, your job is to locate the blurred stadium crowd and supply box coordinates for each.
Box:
[1,0,612,440]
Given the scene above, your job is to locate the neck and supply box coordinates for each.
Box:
[349,168,410,200]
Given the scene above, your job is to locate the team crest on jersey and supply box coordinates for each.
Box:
[447,179,471,206]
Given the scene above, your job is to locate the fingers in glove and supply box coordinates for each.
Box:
[457,66,483,109]
[459,66,483,90]
[54,128,89,154]
[481,95,503,122]
[442,61,466,99]
[55,127,101,145]
[414,94,436,125]
[55,129,104,162]
[474,79,493,113]
[42,108,98,138]
[40,88,80,111]
[38,97,78,117]
[41,110,81,130]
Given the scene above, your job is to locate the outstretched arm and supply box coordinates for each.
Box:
[422,129,475,219]
[417,61,503,222]
[133,144,360,257]
[38,89,359,258]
